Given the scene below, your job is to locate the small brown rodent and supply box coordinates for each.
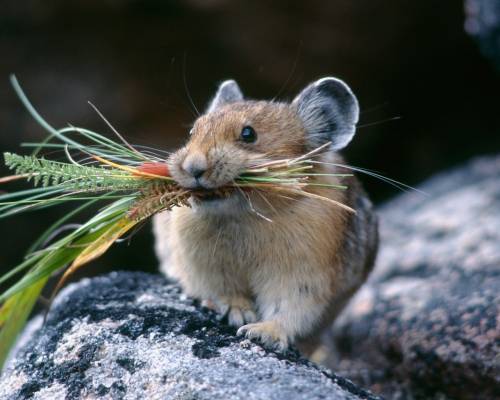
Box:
[153,77,378,353]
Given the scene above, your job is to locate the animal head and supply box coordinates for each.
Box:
[168,77,359,202]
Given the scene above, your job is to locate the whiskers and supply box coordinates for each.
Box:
[228,139,424,220]
[356,116,402,129]
[274,139,424,196]
[182,52,201,118]
[308,160,425,195]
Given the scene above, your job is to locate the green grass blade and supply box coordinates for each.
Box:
[0,277,48,370]
[10,75,83,150]
[26,198,101,254]
[0,187,65,204]
[0,212,137,370]
[0,252,45,286]
[10,76,149,166]
[0,199,132,303]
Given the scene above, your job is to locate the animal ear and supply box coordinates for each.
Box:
[206,80,244,113]
[293,77,359,151]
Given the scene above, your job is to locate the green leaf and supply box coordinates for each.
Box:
[0,277,48,370]
[0,200,136,370]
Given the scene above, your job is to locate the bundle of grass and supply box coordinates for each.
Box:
[0,77,359,369]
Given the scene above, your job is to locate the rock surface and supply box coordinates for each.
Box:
[465,0,500,69]
[0,272,379,400]
[328,155,500,400]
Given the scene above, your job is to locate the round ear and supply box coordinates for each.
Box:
[206,80,244,113]
[292,77,359,151]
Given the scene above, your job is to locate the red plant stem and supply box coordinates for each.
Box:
[135,162,170,177]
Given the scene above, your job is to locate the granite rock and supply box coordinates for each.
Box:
[0,272,380,400]
[465,0,500,69]
[329,155,500,399]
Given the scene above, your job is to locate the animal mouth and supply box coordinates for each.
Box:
[191,188,234,202]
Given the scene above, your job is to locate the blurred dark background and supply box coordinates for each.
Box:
[0,1,499,289]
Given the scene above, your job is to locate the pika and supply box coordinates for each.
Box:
[153,77,378,353]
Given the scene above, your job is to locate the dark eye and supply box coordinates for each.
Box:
[240,126,257,143]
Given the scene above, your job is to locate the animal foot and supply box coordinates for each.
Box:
[237,321,288,351]
[205,296,257,328]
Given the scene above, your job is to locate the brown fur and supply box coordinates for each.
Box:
[153,98,378,353]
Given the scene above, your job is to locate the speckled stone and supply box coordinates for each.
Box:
[329,155,500,400]
[465,0,500,69]
[0,272,380,400]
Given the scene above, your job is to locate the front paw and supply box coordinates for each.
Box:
[204,296,257,328]
[237,321,289,351]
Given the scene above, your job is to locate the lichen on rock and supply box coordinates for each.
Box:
[0,272,379,400]
[329,155,500,400]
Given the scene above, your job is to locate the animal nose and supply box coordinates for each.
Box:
[189,167,206,179]
[182,153,208,180]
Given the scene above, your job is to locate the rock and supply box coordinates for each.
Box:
[328,155,500,400]
[0,272,380,400]
[465,0,500,69]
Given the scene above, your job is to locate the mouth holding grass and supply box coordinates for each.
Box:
[0,76,355,369]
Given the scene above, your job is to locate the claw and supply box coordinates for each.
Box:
[237,321,288,350]
[208,297,257,328]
